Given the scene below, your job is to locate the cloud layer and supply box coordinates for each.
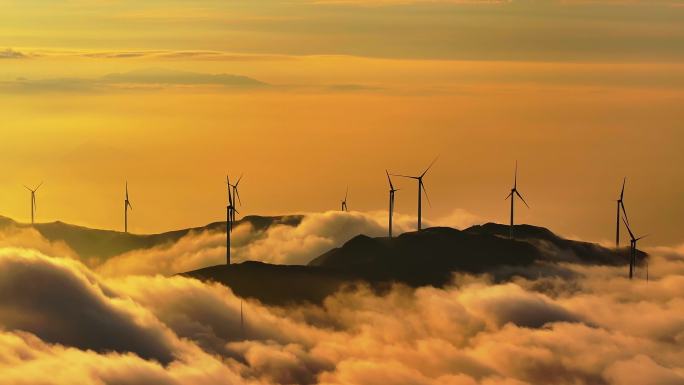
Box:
[0,226,683,384]
[95,209,480,276]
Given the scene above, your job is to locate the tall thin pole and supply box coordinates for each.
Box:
[227,204,231,265]
[417,179,422,230]
[124,201,128,233]
[633,245,637,278]
[31,193,35,225]
[629,241,634,279]
[510,192,514,239]
[389,190,394,238]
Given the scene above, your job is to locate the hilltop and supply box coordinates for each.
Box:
[0,215,302,263]
[186,224,645,305]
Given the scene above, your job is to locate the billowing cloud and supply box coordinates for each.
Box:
[0,248,183,364]
[96,209,481,275]
[0,241,683,384]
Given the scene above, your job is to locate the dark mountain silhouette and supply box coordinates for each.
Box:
[309,227,540,285]
[185,224,647,306]
[185,261,362,306]
[463,223,645,265]
[0,215,302,262]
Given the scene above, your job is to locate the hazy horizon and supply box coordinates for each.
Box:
[2,1,683,245]
[2,2,684,384]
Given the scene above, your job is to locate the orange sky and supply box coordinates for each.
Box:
[1,1,683,245]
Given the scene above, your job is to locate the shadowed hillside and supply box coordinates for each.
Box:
[185,261,365,306]
[0,215,302,262]
[309,226,540,286]
[186,224,647,306]
[463,223,645,265]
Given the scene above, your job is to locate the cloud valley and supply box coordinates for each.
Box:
[0,211,682,384]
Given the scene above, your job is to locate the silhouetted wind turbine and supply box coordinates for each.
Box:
[226,175,236,265]
[341,187,348,212]
[230,174,243,227]
[393,157,437,231]
[24,182,43,225]
[226,175,231,265]
[505,161,529,239]
[623,217,647,280]
[616,177,630,248]
[124,182,132,233]
[386,170,398,238]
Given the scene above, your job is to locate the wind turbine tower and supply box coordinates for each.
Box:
[623,217,647,280]
[386,170,398,238]
[226,174,242,265]
[392,157,437,231]
[24,182,43,225]
[124,182,132,233]
[506,161,530,239]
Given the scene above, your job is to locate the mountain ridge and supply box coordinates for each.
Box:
[0,214,303,262]
[185,223,647,305]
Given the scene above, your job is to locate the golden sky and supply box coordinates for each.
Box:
[1,0,683,244]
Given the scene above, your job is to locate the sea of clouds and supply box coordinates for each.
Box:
[0,211,682,385]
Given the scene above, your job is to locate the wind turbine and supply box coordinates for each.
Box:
[226,175,235,265]
[341,187,348,212]
[392,157,437,231]
[24,182,43,225]
[386,170,398,238]
[230,174,243,227]
[616,177,630,248]
[225,173,243,265]
[226,175,232,265]
[505,161,529,239]
[622,217,647,280]
[124,182,132,233]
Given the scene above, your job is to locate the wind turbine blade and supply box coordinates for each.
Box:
[391,174,418,179]
[35,181,43,191]
[514,160,518,189]
[515,190,530,208]
[636,234,649,241]
[620,201,630,225]
[505,191,513,200]
[622,216,635,240]
[386,170,394,190]
[24,185,31,192]
[421,181,432,207]
[420,156,439,178]
[234,188,242,206]
[235,174,243,187]
[620,177,626,200]
[345,186,348,201]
